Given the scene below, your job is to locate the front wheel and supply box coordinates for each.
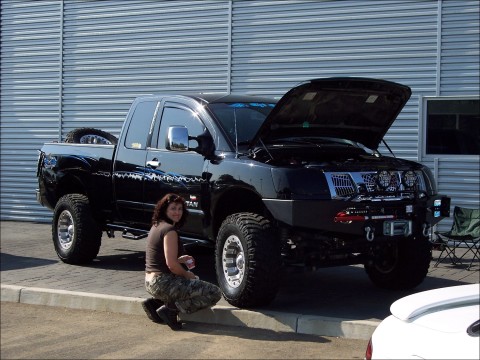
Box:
[364,236,432,290]
[52,194,102,264]
[215,213,281,308]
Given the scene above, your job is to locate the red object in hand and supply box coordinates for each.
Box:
[186,258,195,269]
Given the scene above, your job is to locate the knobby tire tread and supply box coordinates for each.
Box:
[217,212,281,308]
[53,194,101,264]
[365,237,431,290]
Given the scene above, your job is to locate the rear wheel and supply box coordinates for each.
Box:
[364,236,432,290]
[215,212,281,308]
[52,194,102,264]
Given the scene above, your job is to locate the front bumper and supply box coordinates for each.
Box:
[263,195,450,237]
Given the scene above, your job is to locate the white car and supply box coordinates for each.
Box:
[366,284,480,360]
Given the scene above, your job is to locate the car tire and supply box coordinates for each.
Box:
[215,212,281,308]
[52,194,102,264]
[65,128,118,145]
[364,236,432,290]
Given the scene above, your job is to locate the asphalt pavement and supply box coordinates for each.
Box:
[1,220,478,340]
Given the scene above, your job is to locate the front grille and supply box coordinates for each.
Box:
[330,174,356,197]
[326,171,425,200]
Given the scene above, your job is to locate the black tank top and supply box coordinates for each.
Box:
[145,222,185,273]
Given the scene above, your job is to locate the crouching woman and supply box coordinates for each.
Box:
[144,193,222,330]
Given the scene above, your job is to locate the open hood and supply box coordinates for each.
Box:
[250,77,411,150]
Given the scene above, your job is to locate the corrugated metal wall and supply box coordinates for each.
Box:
[230,0,440,161]
[439,0,480,95]
[61,0,231,139]
[427,0,480,231]
[1,0,61,221]
[1,0,479,226]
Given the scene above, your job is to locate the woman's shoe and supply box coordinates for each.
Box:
[141,298,164,324]
[156,305,182,330]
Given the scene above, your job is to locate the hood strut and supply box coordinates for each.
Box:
[382,139,396,158]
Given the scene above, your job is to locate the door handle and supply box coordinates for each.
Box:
[146,159,160,168]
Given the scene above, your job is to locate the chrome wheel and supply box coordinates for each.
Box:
[222,235,245,288]
[57,210,74,251]
[78,134,112,144]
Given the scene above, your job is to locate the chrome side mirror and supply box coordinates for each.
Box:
[167,126,189,152]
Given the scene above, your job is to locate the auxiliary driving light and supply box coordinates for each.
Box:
[376,170,394,190]
[402,170,418,189]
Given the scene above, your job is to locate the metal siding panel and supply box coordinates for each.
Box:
[61,0,230,138]
[230,0,438,159]
[440,0,480,95]
[433,1,480,233]
[435,158,480,233]
[1,0,61,222]
[2,0,478,228]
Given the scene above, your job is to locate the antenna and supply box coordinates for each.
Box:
[233,108,239,158]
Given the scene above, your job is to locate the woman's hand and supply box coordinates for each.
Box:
[184,271,197,280]
[177,255,193,264]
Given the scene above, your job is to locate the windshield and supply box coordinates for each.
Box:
[207,102,276,145]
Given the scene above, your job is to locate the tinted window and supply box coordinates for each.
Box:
[156,107,205,149]
[125,101,158,149]
[426,99,480,155]
[208,102,275,144]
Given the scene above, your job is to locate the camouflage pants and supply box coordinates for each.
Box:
[145,273,222,314]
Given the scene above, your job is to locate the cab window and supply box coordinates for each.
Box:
[124,101,158,149]
[155,106,205,150]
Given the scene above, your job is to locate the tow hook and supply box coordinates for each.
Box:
[365,226,375,241]
[422,222,431,237]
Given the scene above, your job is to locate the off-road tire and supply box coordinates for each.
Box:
[65,128,118,145]
[215,212,281,308]
[52,194,102,264]
[364,236,432,290]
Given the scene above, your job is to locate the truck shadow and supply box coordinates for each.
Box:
[265,264,473,320]
[83,244,473,321]
[0,252,57,271]
[87,244,219,284]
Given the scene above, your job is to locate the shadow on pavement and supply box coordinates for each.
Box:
[266,265,472,320]
[90,249,146,272]
[84,245,219,284]
[0,253,57,271]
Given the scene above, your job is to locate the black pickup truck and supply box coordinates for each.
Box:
[37,77,450,308]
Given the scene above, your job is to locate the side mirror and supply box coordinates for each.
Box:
[194,130,215,158]
[167,126,215,158]
[167,126,189,152]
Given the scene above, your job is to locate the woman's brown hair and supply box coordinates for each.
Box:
[151,193,188,227]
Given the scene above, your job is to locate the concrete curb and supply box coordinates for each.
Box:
[1,284,379,340]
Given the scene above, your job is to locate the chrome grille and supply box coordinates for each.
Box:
[330,174,356,196]
[326,171,425,200]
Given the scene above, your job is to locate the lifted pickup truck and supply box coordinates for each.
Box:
[37,77,450,308]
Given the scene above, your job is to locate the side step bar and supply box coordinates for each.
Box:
[105,224,213,247]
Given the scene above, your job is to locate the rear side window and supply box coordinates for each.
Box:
[124,101,158,149]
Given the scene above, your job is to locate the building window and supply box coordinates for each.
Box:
[426,98,480,155]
